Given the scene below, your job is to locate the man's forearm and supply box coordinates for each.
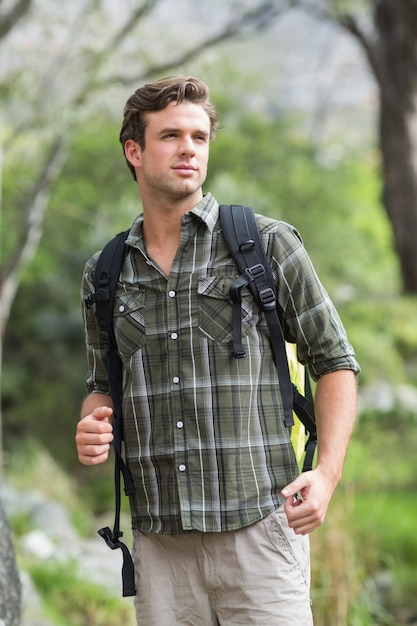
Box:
[281,368,358,533]
[314,369,358,486]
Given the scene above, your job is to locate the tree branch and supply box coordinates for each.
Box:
[337,11,383,89]
[0,0,32,40]
[103,1,291,86]
[0,135,70,338]
[110,0,157,49]
[288,1,383,90]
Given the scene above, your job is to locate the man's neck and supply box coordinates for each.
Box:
[141,194,202,277]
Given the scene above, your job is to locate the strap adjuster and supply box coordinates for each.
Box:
[258,287,276,311]
[246,263,265,279]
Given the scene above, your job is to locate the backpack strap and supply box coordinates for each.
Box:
[85,228,136,597]
[219,205,317,471]
[300,371,317,472]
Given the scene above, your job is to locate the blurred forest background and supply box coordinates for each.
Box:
[1,1,417,625]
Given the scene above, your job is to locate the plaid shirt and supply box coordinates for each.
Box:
[82,193,359,534]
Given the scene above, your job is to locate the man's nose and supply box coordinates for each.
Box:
[179,136,195,154]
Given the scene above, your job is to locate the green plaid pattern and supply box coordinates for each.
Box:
[82,194,359,534]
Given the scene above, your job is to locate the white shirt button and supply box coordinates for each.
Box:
[176,421,184,429]
[171,332,178,340]
[173,376,180,384]
[119,305,125,312]
[168,290,176,298]
[179,464,186,472]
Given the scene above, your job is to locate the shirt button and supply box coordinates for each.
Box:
[173,376,180,384]
[119,305,125,312]
[179,464,186,472]
[171,332,178,340]
[168,290,176,298]
[177,421,184,429]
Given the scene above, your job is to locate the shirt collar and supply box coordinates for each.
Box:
[189,193,219,233]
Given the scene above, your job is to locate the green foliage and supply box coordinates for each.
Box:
[340,294,417,385]
[343,416,417,623]
[9,511,34,539]
[6,439,94,536]
[50,117,138,229]
[2,282,87,468]
[347,415,417,492]
[27,560,135,626]
[309,412,417,625]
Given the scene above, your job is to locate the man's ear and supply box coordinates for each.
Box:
[124,139,142,168]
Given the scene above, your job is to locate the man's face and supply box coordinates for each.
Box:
[131,101,211,203]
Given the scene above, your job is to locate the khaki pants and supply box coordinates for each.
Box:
[132,507,313,625]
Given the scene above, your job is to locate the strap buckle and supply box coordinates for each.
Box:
[98,526,122,550]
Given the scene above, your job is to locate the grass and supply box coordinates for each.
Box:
[27,560,136,626]
[6,438,95,537]
[309,411,417,625]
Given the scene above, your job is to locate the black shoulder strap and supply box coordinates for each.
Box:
[85,229,136,597]
[219,204,317,471]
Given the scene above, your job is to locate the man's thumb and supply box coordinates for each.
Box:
[281,477,302,499]
[92,406,113,421]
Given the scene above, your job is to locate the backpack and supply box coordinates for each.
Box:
[84,204,317,597]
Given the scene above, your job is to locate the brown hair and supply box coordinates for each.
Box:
[120,76,219,180]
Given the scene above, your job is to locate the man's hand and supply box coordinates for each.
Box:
[281,467,334,535]
[76,406,114,465]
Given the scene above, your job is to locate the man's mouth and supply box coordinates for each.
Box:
[173,164,197,172]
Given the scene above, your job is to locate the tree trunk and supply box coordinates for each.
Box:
[379,93,417,292]
[0,501,21,626]
[326,0,417,292]
[375,0,417,293]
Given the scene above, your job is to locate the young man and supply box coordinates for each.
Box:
[76,76,360,625]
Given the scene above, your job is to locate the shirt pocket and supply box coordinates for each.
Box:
[113,288,146,358]
[197,275,255,344]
